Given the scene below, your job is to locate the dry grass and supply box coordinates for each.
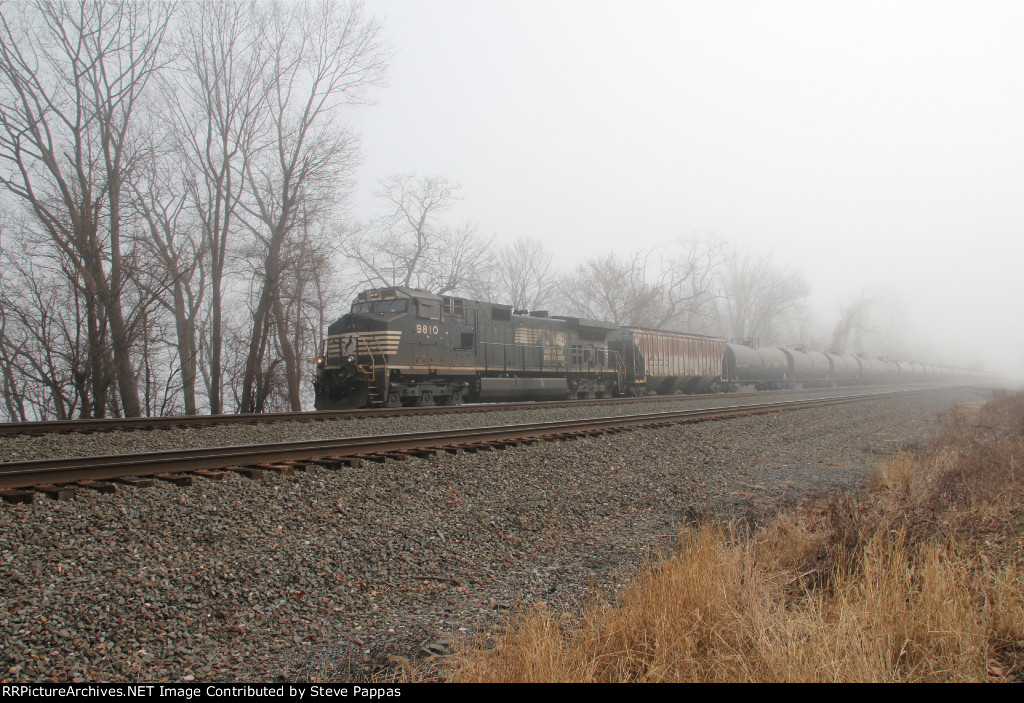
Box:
[432,392,1024,683]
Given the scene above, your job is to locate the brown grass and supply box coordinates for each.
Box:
[432,392,1024,683]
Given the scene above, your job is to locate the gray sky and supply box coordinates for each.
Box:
[345,0,1024,379]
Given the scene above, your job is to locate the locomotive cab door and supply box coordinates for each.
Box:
[411,299,444,370]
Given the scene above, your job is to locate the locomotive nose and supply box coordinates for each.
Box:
[332,354,358,375]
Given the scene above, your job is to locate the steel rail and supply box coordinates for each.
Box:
[0,385,904,437]
[0,389,941,490]
[0,384,847,433]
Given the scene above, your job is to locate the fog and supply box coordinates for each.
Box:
[346,0,1024,380]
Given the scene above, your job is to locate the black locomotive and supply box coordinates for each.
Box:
[313,287,621,409]
[313,287,967,410]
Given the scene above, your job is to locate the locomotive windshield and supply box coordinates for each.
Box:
[351,299,408,314]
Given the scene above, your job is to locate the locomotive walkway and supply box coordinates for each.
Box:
[0,388,944,499]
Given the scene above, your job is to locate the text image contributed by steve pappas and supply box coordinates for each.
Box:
[1,684,406,701]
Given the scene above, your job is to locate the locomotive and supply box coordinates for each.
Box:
[313,287,965,410]
[313,287,621,409]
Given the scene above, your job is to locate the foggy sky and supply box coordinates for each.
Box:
[344,0,1024,380]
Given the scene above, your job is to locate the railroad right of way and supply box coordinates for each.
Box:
[0,388,948,495]
[0,386,985,682]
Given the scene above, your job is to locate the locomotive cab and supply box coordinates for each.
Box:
[314,287,420,409]
[315,287,481,409]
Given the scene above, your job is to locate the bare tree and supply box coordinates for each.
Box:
[492,237,556,311]
[237,0,389,413]
[0,213,29,421]
[0,230,96,420]
[839,290,908,359]
[0,0,176,417]
[559,252,659,326]
[558,238,722,330]
[169,0,271,414]
[829,295,876,352]
[128,128,206,415]
[345,173,494,296]
[655,235,724,333]
[274,217,338,410]
[717,249,809,344]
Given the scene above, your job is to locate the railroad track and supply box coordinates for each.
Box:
[0,384,905,437]
[0,388,944,501]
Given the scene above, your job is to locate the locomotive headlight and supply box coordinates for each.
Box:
[345,355,355,364]
[316,356,325,366]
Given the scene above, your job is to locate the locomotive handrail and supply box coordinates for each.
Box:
[358,335,389,405]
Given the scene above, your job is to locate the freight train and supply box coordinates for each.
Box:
[313,287,967,410]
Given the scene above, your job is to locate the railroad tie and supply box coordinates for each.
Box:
[114,476,156,488]
[406,448,445,459]
[190,470,227,481]
[0,488,34,504]
[308,457,360,469]
[75,480,117,494]
[255,463,295,475]
[33,484,76,501]
[154,473,192,487]
[225,466,264,480]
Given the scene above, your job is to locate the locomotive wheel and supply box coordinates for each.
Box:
[416,391,434,407]
[385,392,402,408]
[448,390,464,405]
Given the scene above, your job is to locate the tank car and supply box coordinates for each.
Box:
[781,346,831,388]
[825,351,861,386]
[724,341,790,390]
[855,355,900,385]
[313,287,620,409]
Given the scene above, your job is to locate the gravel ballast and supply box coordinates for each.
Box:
[0,386,921,463]
[0,387,986,682]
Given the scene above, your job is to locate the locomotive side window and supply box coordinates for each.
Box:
[460,332,475,349]
[376,300,407,313]
[418,302,440,319]
[352,300,407,314]
[443,297,466,318]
